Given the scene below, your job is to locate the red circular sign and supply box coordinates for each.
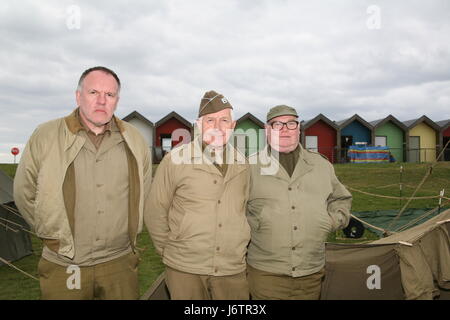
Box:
[11,147,20,156]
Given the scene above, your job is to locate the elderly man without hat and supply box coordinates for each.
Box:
[147,90,250,300]
[14,66,152,299]
[246,105,352,300]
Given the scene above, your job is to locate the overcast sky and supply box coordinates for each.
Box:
[1,0,449,162]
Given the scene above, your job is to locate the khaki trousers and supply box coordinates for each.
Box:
[247,264,325,300]
[165,266,249,300]
[38,252,140,300]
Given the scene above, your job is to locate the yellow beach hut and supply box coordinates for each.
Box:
[403,116,440,162]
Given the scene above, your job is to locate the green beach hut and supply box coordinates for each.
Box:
[234,112,265,156]
[370,115,407,162]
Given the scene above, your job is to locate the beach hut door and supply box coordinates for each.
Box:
[408,136,420,163]
[306,136,318,152]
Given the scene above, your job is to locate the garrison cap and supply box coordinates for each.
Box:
[198,90,233,118]
[266,105,298,122]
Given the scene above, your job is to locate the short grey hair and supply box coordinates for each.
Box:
[76,66,121,94]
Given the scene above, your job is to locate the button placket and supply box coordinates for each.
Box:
[94,156,106,247]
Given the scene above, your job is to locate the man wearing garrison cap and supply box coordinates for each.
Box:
[246,105,352,300]
[147,90,250,300]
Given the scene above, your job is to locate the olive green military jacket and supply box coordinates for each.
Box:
[247,145,352,277]
[146,140,250,276]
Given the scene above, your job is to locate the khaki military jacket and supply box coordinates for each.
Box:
[147,140,250,276]
[247,145,352,277]
[14,109,152,259]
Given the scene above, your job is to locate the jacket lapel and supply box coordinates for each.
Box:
[190,140,223,176]
[291,146,314,183]
[63,110,86,166]
[257,146,291,182]
[190,140,248,179]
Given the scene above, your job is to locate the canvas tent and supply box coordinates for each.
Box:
[322,208,450,300]
[142,209,450,300]
[0,169,13,203]
[0,169,33,266]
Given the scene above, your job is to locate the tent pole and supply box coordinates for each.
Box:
[399,165,403,209]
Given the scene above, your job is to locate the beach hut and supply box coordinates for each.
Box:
[437,119,450,161]
[122,111,155,149]
[403,116,440,163]
[370,115,407,162]
[336,114,374,162]
[234,113,265,156]
[155,111,193,162]
[301,114,338,163]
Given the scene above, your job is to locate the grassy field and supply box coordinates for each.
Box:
[0,163,17,179]
[334,161,450,211]
[1,161,449,299]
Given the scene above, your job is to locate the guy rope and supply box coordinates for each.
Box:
[345,138,450,236]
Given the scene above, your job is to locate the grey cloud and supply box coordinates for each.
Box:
[1,0,449,162]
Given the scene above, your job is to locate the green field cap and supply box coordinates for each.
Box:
[266,105,298,122]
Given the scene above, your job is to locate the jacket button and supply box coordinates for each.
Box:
[291,206,295,210]
[288,187,292,191]
[214,180,217,184]
[216,246,220,251]
[218,223,222,228]
[214,267,218,273]
[292,267,296,271]
[292,247,296,251]
[293,226,298,230]
[218,200,221,204]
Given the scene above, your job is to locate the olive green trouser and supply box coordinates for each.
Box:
[247,264,325,300]
[165,266,249,300]
[38,252,140,300]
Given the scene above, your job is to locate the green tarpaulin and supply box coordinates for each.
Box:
[353,208,442,237]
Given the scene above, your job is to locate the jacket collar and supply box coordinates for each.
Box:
[186,136,247,179]
[190,136,246,163]
[64,108,125,135]
[63,108,126,152]
[258,144,314,182]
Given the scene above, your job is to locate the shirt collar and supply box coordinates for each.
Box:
[75,109,114,135]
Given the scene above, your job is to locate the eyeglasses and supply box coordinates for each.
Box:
[269,120,299,131]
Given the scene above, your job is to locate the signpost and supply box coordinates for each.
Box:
[11,147,20,164]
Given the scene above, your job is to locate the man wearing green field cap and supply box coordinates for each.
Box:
[246,104,352,300]
[147,90,250,300]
